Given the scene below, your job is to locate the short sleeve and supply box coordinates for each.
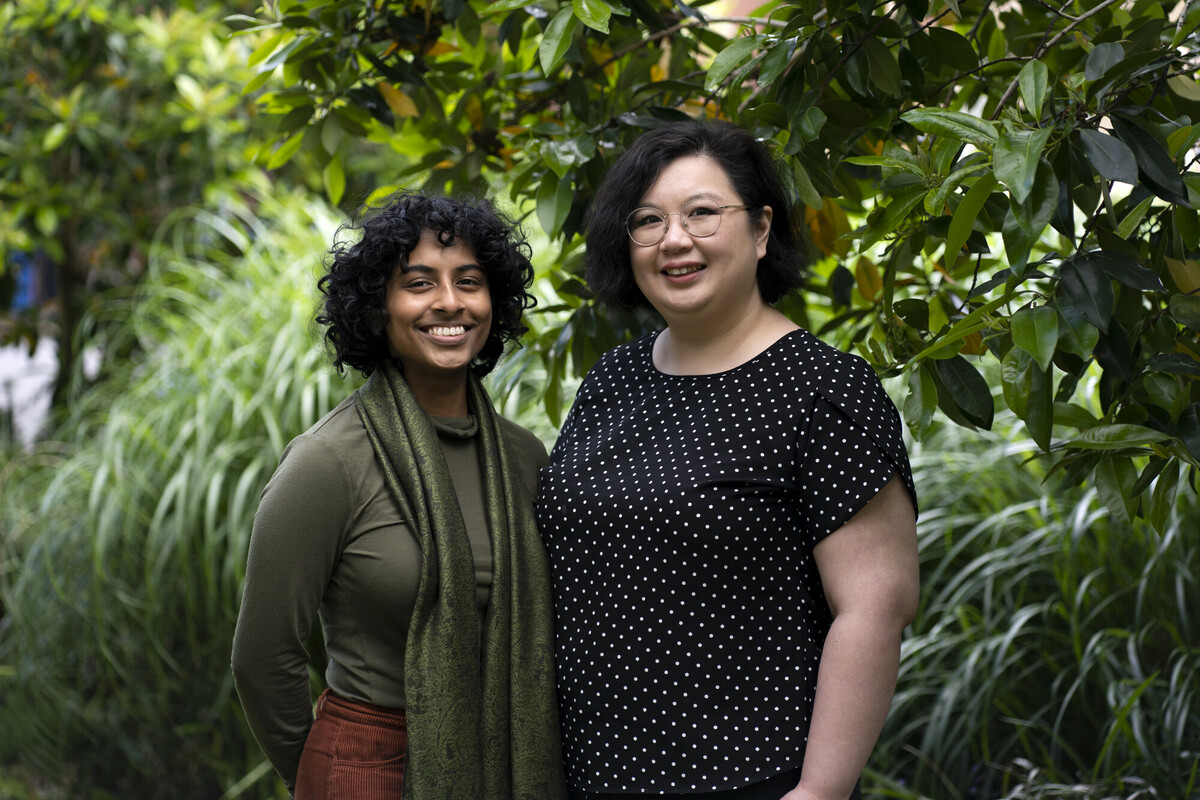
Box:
[798,356,917,544]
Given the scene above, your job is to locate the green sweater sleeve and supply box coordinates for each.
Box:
[232,431,353,791]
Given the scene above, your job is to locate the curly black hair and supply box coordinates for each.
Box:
[317,192,536,378]
[584,120,804,309]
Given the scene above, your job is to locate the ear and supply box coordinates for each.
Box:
[755,205,773,260]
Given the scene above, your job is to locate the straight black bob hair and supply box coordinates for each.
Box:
[317,192,535,379]
[584,119,804,309]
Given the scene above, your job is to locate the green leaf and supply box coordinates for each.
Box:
[845,155,925,176]
[1011,305,1058,372]
[945,172,997,263]
[43,122,69,153]
[705,35,763,93]
[265,131,305,169]
[572,0,612,33]
[1179,403,1200,461]
[1167,74,1200,102]
[480,0,533,13]
[1067,423,1172,450]
[540,9,580,75]
[860,189,925,249]
[247,31,284,68]
[903,363,937,439]
[926,27,976,70]
[1018,59,1048,116]
[1077,251,1164,291]
[1085,42,1124,81]
[902,108,998,150]
[1111,117,1189,205]
[863,36,902,97]
[994,127,1052,204]
[792,161,822,210]
[1077,129,1138,185]
[1095,455,1138,524]
[1170,293,1200,332]
[1116,194,1154,239]
[935,355,994,429]
[1148,462,1180,533]
[536,172,572,235]
[322,155,345,206]
[1059,258,1113,333]
[1054,295,1100,359]
[1001,346,1034,419]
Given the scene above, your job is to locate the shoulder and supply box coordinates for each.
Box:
[272,395,370,490]
[498,415,550,470]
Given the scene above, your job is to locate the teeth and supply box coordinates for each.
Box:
[428,326,466,336]
[665,266,699,276]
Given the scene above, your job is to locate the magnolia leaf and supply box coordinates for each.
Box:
[1095,455,1137,524]
[322,155,345,206]
[1148,463,1180,533]
[572,0,612,33]
[540,9,579,74]
[1018,59,1048,115]
[1117,194,1155,239]
[1077,250,1163,291]
[1111,117,1189,205]
[902,108,998,149]
[945,172,997,263]
[904,363,938,440]
[1170,293,1200,332]
[863,36,902,97]
[935,355,994,429]
[1168,74,1200,102]
[705,36,763,93]
[1054,295,1100,359]
[1077,129,1138,184]
[1067,423,1172,450]
[378,82,418,118]
[860,190,925,249]
[1085,42,1124,81]
[995,127,1052,204]
[1011,305,1058,372]
[1059,258,1113,332]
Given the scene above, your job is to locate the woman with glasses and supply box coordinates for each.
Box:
[536,120,919,800]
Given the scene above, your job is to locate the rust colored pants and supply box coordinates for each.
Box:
[295,689,407,800]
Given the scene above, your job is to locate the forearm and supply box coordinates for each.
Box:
[789,612,903,800]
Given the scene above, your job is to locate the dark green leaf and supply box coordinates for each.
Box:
[945,173,998,263]
[860,189,925,249]
[902,109,998,149]
[995,127,1052,204]
[1011,305,1058,371]
[1054,295,1100,359]
[863,36,902,97]
[1170,293,1200,332]
[1085,42,1124,81]
[894,298,930,330]
[1067,423,1172,449]
[1059,258,1113,332]
[1148,462,1180,533]
[902,363,937,439]
[935,355,994,429]
[1111,117,1189,205]
[1178,403,1200,461]
[1077,129,1139,184]
[572,0,612,33]
[1018,59,1048,116]
[1095,454,1138,524]
[705,36,763,92]
[1146,353,1200,376]
[927,27,977,70]
[1076,250,1164,291]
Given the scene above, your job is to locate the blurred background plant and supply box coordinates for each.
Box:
[2,0,1199,797]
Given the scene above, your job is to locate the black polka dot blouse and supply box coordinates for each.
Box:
[535,329,917,794]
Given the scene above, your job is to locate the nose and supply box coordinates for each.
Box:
[659,212,692,249]
[432,282,465,312]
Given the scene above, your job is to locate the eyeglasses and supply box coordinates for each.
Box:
[625,204,752,247]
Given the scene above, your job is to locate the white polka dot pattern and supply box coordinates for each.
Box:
[536,329,916,793]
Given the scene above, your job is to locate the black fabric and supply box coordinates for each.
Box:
[537,329,914,793]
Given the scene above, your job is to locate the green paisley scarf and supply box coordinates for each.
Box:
[354,361,565,800]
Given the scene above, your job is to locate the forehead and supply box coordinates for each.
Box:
[406,229,480,265]
[639,154,738,205]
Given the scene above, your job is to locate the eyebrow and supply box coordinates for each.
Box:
[639,190,723,208]
[399,263,484,274]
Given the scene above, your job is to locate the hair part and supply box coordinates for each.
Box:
[317,192,535,379]
[584,119,805,309]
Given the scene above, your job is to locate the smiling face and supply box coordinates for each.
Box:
[629,154,772,324]
[385,230,492,388]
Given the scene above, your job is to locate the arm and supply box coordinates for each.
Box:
[232,434,351,792]
[783,474,919,800]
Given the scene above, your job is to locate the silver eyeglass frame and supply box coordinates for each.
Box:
[626,204,752,247]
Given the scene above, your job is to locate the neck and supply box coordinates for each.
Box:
[404,369,472,417]
[654,304,797,375]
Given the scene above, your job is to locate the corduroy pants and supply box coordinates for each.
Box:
[295,689,408,800]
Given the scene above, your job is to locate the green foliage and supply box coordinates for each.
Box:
[872,419,1200,798]
[241,0,1200,525]
[0,0,269,400]
[0,186,352,799]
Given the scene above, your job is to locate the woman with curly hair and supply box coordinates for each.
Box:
[233,192,566,800]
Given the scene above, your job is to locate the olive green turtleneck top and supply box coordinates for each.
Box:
[231,395,549,791]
